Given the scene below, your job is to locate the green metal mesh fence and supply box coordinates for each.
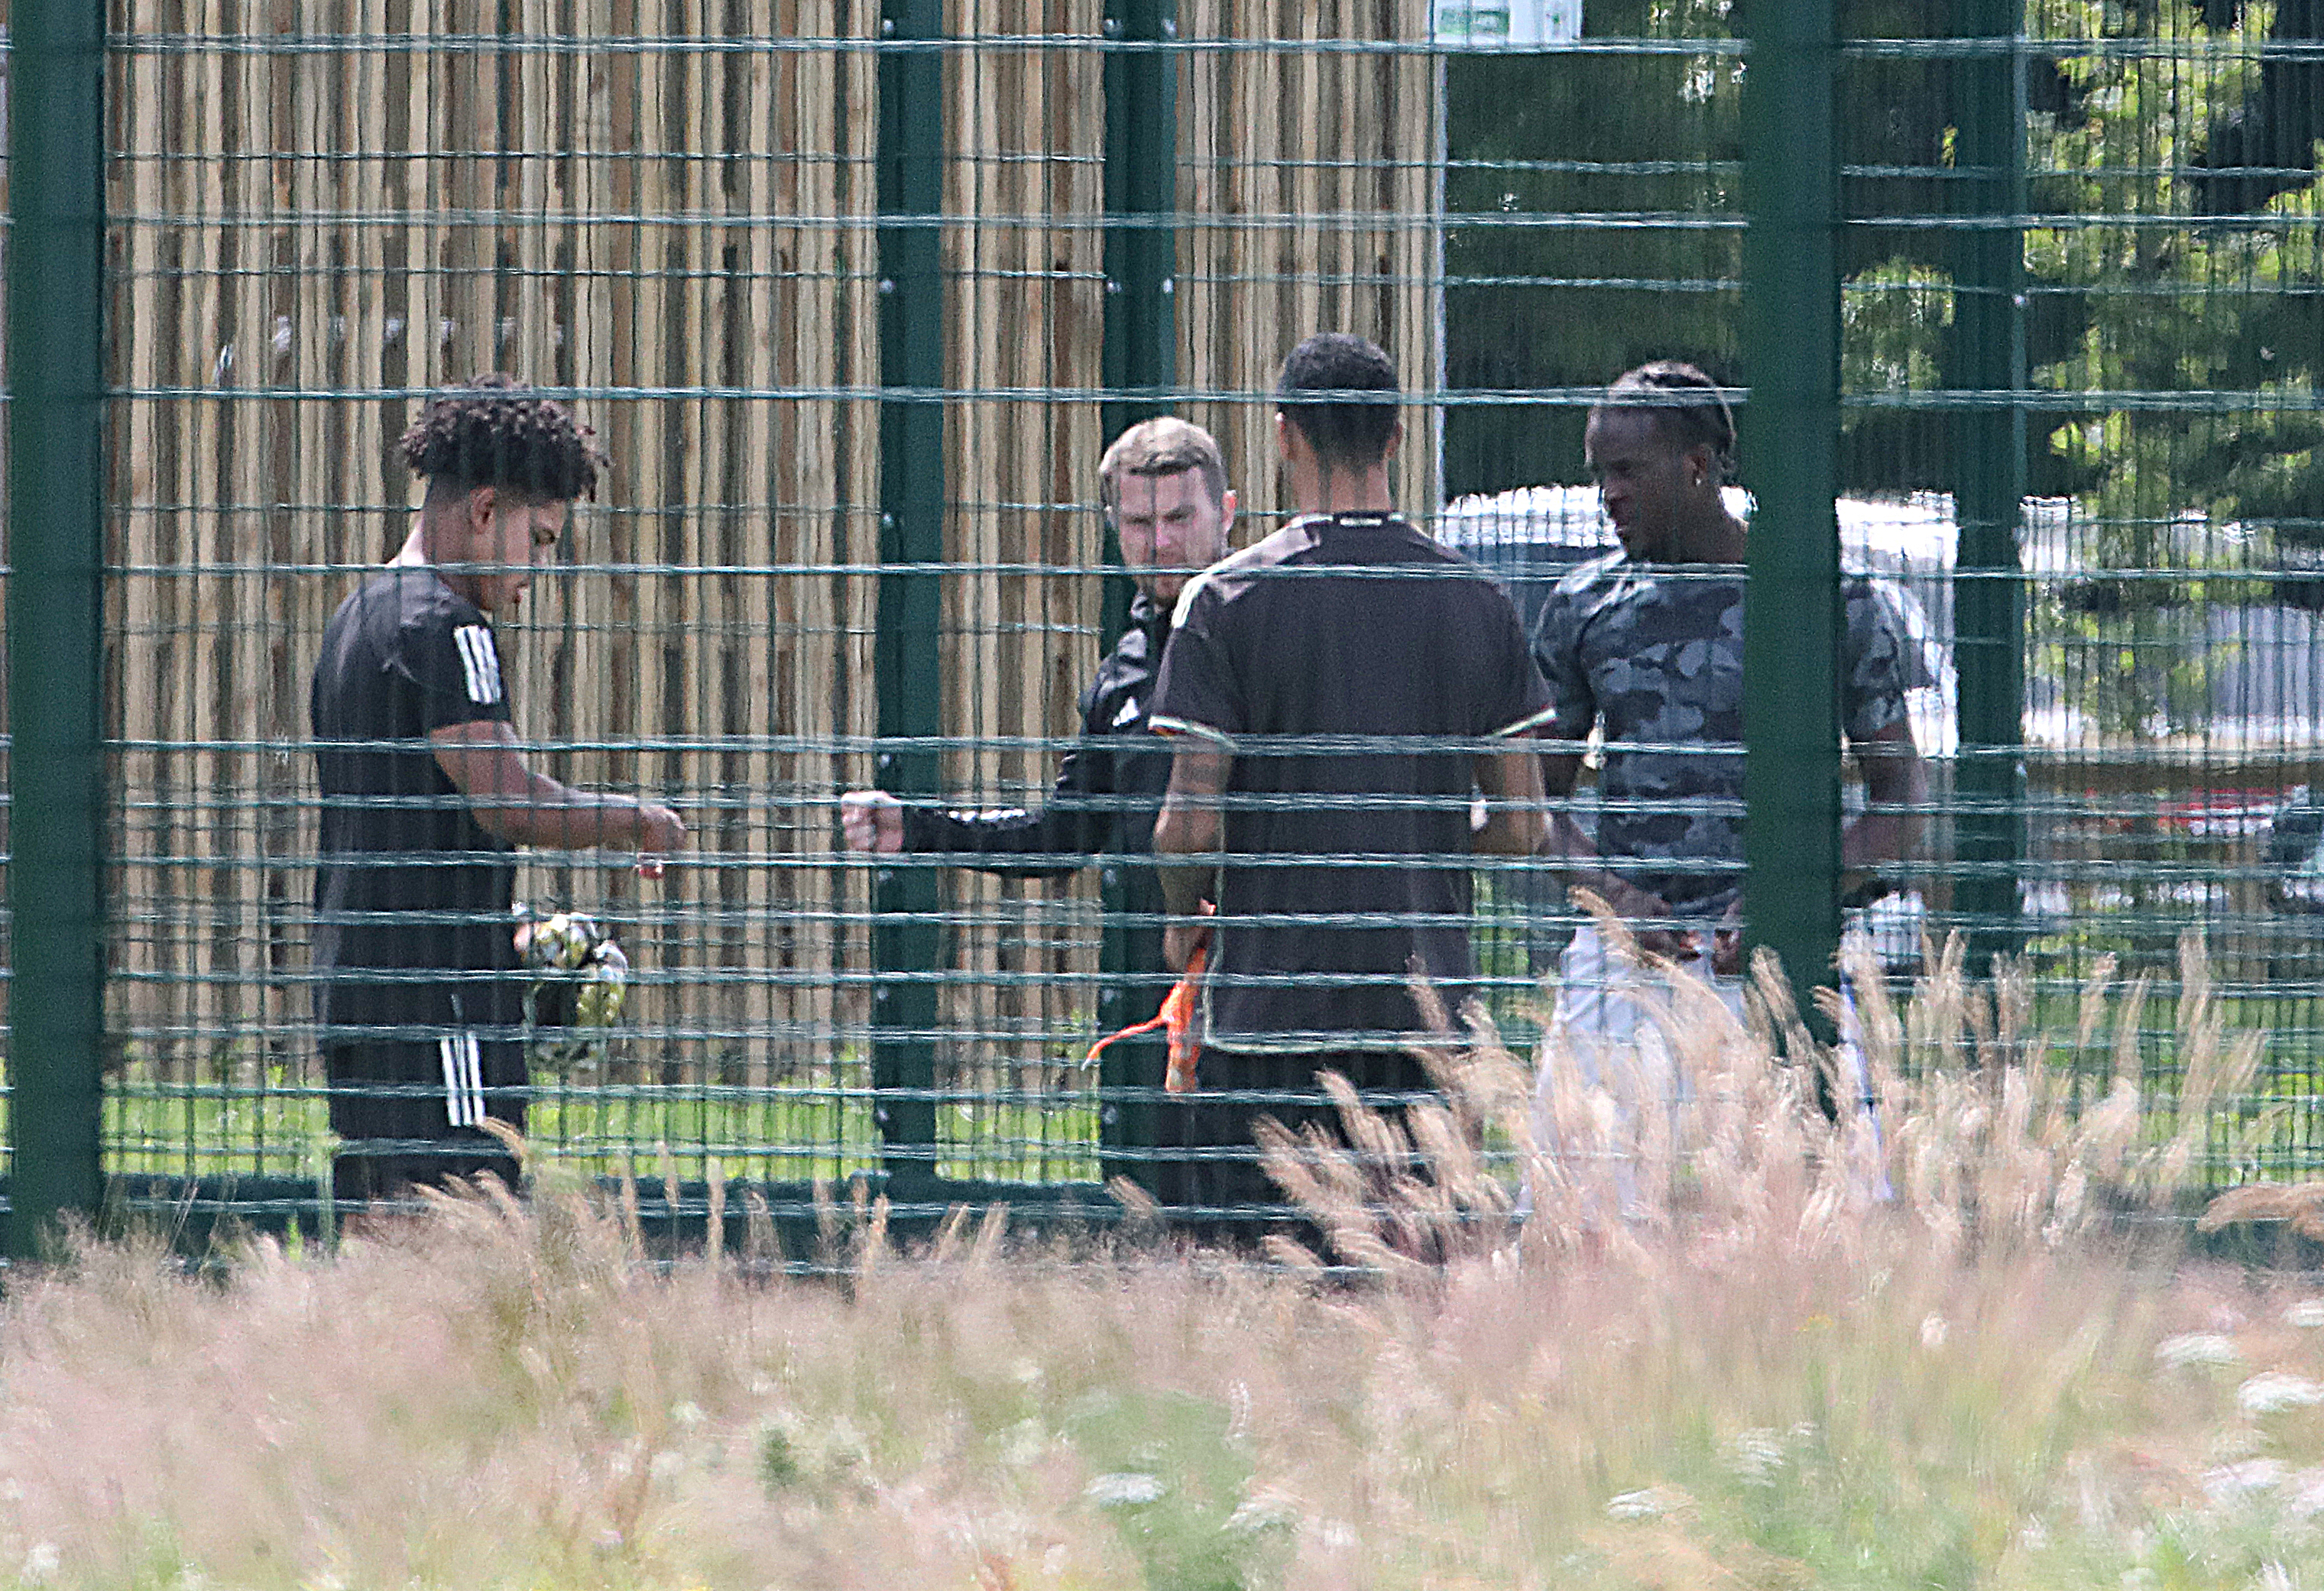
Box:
[4,0,2323,1242]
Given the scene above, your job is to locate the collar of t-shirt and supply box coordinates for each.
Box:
[1288,510,1399,533]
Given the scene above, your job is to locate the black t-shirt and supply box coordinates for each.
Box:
[1150,514,1554,1051]
[310,564,523,1039]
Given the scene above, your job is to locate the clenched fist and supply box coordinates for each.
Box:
[839,790,905,854]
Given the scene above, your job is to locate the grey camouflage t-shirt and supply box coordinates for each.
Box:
[1530,554,1927,915]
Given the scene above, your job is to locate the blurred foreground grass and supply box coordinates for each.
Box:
[8,933,2324,1587]
[0,1139,2321,1589]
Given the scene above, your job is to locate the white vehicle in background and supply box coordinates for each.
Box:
[1437,486,2324,977]
[1434,484,1959,970]
[1436,484,1959,755]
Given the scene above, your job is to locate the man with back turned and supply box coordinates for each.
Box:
[1148,332,1553,1232]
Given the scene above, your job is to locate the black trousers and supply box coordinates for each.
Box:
[322,1035,526,1204]
[1146,1047,1434,1247]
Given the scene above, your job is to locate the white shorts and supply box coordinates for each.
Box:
[1522,920,1884,1217]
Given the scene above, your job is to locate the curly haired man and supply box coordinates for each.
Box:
[310,375,686,1202]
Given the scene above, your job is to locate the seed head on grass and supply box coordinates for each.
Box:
[1253,923,2278,1287]
[3,930,2319,1590]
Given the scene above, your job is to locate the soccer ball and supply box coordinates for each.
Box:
[523,911,598,971]
[517,906,630,1073]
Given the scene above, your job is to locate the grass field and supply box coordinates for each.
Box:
[9,935,2324,1587]
[12,922,2324,1207]
[57,1059,1102,1188]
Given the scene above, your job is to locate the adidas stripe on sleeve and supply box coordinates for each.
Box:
[452,624,504,706]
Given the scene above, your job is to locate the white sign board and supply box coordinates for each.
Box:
[1432,0,1583,47]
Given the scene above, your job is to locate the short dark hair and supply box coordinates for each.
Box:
[1596,360,1737,481]
[400,373,606,504]
[1275,332,1400,468]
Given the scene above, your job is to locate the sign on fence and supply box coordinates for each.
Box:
[1433,0,1583,46]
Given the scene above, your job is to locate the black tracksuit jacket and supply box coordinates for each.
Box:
[899,591,1177,1022]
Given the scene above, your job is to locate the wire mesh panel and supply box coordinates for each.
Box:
[925,13,1107,1184]
[1173,3,1441,519]
[2003,0,2324,1176]
[88,5,1458,1225]
[1436,5,1746,1033]
[0,7,10,1208]
[103,6,887,1201]
[3,0,2318,1238]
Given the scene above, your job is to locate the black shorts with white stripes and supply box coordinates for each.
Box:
[322,1035,526,1204]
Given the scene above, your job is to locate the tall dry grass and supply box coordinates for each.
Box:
[1260,919,2270,1278]
[4,934,2324,1589]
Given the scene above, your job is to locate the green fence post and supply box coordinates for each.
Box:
[5,0,111,1259]
[873,0,946,1198]
[1100,0,1179,621]
[1739,0,1843,1028]
[1949,0,2028,974]
[1096,0,1178,1192]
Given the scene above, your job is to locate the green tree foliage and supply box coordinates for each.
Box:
[1443,0,2323,734]
[1443,0,1977,495]
[1442,0,1745,495]
[1445,0,2321,518]
[2022,0,2324,731]
[2030,1,2323,544]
